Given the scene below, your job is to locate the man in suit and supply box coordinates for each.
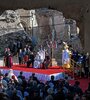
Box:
[27,52,34,68]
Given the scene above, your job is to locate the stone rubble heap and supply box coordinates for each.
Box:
[0,10,31,55]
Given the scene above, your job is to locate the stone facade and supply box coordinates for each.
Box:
[0,0,89,53]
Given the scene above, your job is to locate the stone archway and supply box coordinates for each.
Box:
[18,20,31,35]
[20,21,28,32]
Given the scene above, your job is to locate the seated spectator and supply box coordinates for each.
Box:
[31,89,41,100]
[81,94,87,100]
[73,93,80,100]
[48,75,57,87]
[45,88,54,100]
[12,89,21,100]
[31,73,39,83]
[54,87,65,100]
[3,73,10,83]
[0,76,8,91]
[0,70,4,77]
[85,82,90,100]
[73,81,83,96]
[0,92,10,100]
[23,91,29,100]
[7,69,18,82]
[18,71,25,80]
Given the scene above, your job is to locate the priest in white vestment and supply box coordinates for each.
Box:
[33,53,42,68]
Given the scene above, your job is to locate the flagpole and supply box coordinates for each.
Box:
[51,14,54,60]
[51,41,53,66]
[50,15,57,67]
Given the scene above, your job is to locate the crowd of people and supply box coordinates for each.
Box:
[3,41,90,75]
[62,42,90,78]
[3,43,50,69]
[71,49,90,78]
[0,69,90,100]
[3,40,33,68]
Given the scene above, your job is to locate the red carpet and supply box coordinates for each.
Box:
[0,64,66,82]
[69,78,90,92]
[0,64,89,92]
[0,64,66,75]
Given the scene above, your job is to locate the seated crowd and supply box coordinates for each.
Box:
[1,42,90,100]
[0,69,90,100]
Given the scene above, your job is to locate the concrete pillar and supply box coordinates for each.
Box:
[77,19,84,50]
[84,7,90,53]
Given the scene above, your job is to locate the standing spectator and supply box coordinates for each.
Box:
[13,41,17,55]
[17,41,22,53]
[4,48,8,66]
[71,50,79,63]
[84,53,89,78]
[71,49,79,68]
[18,49,23,65]
[4,48,12,68]
[27,52,34,68]
[23,48,28,64]
[7,53,13,68]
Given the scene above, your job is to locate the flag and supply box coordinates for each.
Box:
[52,41,57,48]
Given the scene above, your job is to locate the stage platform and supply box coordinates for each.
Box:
[0,64,72,82]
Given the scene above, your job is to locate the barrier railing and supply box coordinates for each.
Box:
[70,59,82,79]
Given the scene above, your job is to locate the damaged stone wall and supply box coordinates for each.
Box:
[0,10,31,55]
